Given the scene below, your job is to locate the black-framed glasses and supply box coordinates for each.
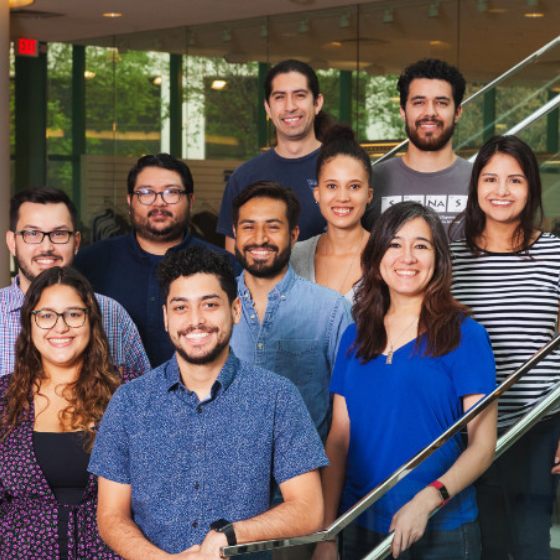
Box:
[31,307,88,329]
[132,188,188,205]
[15,230,74,245]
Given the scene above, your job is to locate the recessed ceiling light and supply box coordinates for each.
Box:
[212,80,227,90]
[330,41,342,47]
[9,0,35,7]
[524,12,544,17]
[103,12,122,18]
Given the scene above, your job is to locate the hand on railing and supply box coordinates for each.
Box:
[311,540,338,560]
[388,487,441,558]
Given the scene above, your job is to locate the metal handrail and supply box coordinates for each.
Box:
[373,34,560,166]
[222,332,560,557]
[467,93,560,162]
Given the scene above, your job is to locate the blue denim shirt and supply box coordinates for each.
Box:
[89,352,328,555]
[231,266,353,440]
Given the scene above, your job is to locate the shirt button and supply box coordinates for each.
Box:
[150,297,155,302]
[195,445,201,452]
[250,314,255,319]
[197,406,203,413]
[194,483,200,490]
[258,343,264,349]
[280,295,286,300]
[192,521,198,528]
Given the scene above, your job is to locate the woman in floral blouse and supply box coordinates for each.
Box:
[0,266,138,559]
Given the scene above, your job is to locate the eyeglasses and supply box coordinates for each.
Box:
[15,230,74,245]
[132,188,188,205]
[31,307,88,329]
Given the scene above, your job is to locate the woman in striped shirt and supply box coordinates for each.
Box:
[451,135,560,560]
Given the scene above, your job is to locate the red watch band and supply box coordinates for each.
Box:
[428,480,450,507]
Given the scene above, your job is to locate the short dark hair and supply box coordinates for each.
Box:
[231,181,301,232]
[157,246,237,304]
[264,59,320,102]
[397,58,466,110]
[127,153,194,195]
[460,135,543,253]
[9,186,78,232]
[316,124,372,182]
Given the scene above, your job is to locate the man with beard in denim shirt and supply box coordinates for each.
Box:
[231,181,352,443]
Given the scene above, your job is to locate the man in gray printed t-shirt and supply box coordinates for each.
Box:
[363,58,471,236]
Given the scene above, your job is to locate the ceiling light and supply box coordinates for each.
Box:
[339,14,350,28]
[428,2,439,18]
[383,8,394,23]
[9,0,35,7]
[211,80,227,90]
[430,40,443,46]
[84,71,96,79]
[330,41,342,47]
[298,19,309,34]
[102,12,122,18]
[222,28,232,42]
[524,12,544,17]
[153,76,162,86]
[477,0,488,12]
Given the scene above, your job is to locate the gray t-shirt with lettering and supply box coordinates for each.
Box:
[363,156,472,236]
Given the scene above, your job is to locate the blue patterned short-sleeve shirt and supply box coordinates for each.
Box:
[89,351,328,554]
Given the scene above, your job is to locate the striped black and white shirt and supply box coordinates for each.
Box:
[451,233,560,428]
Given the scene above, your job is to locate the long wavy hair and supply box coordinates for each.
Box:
[0,267,120,451]
[458,135,543,253]
[353,201,470,362]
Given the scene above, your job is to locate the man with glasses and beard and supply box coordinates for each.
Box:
[74,154,241,368]
[231,181,352,444]
[363,59,469,237]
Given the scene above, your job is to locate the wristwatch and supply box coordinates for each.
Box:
[210,518,237,546]
[428,480,450,507]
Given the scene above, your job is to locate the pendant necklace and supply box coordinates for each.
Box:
[324,230,365,295]
[385,317,418,365]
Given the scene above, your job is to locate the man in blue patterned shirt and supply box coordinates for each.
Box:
[90,246,327,559]
[0,186,150,376]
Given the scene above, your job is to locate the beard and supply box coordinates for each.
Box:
[130,207,189,243]
[406,117,456,152]
[235,243,291,278]
[16,251,63,283]
[171,326,231,366]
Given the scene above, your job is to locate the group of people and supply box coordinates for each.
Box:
[0,54,557,560]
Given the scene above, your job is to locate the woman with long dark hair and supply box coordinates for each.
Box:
[451,135,560,560]
[0,266,138,559]
[291,124,372,304]
[314,201,496,560]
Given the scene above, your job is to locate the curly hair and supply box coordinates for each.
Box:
[353,201,470,362]
[397,58,466,110]
[0,267,121,451]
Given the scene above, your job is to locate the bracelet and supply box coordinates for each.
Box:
[428,480,450,507]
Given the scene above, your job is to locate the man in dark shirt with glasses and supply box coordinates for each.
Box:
[74,154,240,367]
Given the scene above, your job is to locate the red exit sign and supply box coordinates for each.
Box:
[16,38,39,57]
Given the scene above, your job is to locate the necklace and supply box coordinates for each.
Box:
[385,317,418,365]
[324,230,365,295]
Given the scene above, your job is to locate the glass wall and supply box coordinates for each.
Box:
[19,0,558,242]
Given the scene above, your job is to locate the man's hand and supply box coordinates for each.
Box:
[200,530,228,558]
[172,545,218,559]
[552,438,560,474]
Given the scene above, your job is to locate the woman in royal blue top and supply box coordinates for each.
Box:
[314,201,497,560]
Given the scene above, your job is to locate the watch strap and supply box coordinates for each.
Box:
[210,518,237,546]
[428,480,450,507]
